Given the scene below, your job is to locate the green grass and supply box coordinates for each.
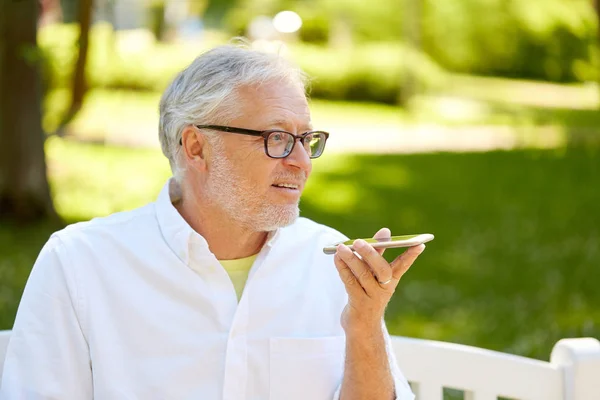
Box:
[441,74,599,109]
[409,95,600,129]
[0,219,64,329]
[410,74,600,130]
[47,137,172,220]
[309,98,407,126]
[43,81,600,152]
[1,137,598,362]
[306,146,600,359]
[43,89,409,142]
[0,139,172,328]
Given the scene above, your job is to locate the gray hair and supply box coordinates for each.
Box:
[158,41,309,181]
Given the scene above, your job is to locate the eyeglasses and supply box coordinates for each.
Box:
[180,124,330,159]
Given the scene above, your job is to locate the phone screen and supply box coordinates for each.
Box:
[339,234,422,246]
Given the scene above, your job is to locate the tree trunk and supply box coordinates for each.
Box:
[203,0,237,29]
[0,0,59,223]
[55,0,93,135]
[149,1,167,42]
[71,0,93,112]
[399,0,423,106]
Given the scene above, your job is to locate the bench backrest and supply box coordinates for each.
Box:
[391,336,600,400]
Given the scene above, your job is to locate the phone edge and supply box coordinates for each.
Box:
[322,233,434,255]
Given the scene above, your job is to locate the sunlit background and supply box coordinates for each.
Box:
[1,0,599,390]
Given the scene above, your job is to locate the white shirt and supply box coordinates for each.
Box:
[1,179,414,400]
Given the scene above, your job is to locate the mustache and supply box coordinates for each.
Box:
[272,171,307,183]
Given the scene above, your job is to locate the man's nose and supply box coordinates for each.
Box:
[283,139,312,173]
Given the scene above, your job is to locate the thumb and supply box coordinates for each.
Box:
[373,227,391,256]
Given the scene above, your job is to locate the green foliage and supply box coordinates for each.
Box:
[293,42,446,104]
[38,23,446,104]
[38,23,78,90]
[225,0,404,43]
[422,0,598,82]
[296,11,330,44]
[225,0,598,82]
[39,23,205,92]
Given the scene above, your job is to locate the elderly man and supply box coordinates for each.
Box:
[1,44,424,399]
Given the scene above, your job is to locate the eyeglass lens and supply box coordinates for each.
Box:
[266,132,326,158]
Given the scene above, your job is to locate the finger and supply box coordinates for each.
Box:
[333,250,366,297]
[337,244,379,295]
[372,227,391,256]
[352,239,393,286]
[391,244,425,281]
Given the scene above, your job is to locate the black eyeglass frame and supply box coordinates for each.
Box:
[179,124,330,159]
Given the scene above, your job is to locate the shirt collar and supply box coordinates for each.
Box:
[264,229,280,248]
[155,178,281,263]
[155,178,207,264]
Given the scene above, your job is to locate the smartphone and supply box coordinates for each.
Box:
[323,233,434,255]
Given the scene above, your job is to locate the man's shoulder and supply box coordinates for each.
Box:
[52,203,157,245]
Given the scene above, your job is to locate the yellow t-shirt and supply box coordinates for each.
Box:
[219,254,259,301]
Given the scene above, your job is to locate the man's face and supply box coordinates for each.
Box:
[204,80,313,232]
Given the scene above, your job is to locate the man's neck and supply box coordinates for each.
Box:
[174,190,268,261]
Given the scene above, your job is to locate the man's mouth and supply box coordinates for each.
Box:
[272,183,300,190]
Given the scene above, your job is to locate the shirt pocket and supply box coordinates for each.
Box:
[269,336,346,400]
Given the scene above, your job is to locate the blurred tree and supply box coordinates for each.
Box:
[149,0,166,41]
[225,0,596,83]
[595,0,600,107]
[55,0,93,136]
[60,0,78,23]
[399,0,422,105]
[421,0,597,82]
[225,0,403,43]
[0,0,58,222]
[204,0,239,28]
[596,0,600,32]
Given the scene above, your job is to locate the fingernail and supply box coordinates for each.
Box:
[354,240,365,249]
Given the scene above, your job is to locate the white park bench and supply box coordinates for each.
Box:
[391,336,600,399]
[1,330,598,399]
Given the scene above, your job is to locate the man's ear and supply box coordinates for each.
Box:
[181,126,207,172]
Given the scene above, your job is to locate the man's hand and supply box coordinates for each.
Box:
[333,228,425,332]
[334,228,425,399]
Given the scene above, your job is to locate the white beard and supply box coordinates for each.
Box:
[204,146,301,232]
